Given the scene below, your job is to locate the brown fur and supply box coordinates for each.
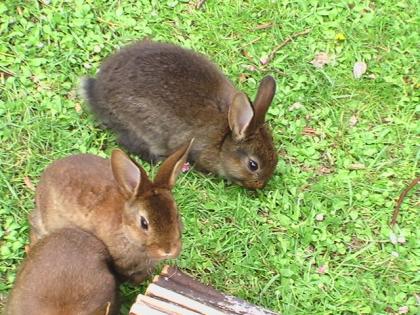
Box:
[82,40,278,189]
[30,141,192,284]
[6,228,119,315]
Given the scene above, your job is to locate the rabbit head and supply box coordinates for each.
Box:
[111,139,193,261]
[221,76,278,189]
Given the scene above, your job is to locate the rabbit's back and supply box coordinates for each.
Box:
[31,154,123,241]
[86,41,236,161]
[6,228,118,315]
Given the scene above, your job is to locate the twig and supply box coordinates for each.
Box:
[97,17,118,28]
[0,68,16,77]
[241,37,262,48]
[255,22,273,30]
[195,0,207,9]
[390,177,419,227]
[264,28,311,65]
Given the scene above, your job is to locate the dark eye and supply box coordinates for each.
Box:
[248,159,259,172]
[140,216,149,230]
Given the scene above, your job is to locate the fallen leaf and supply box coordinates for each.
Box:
[288,102,304,111]
[349,115,358,127]
[397,235,406,244]
[315,214,324,221]
[239,73,249,83]
[67,90,77,100]
[182,162,190,173]
[83,63,92,69]
[349,237,365,250]
[318,166,333,174]
[260,56,268,65]
[398,306,409,314]
[353,61,367,79]
[335,33,346,41]
[74,103,82,113]
[240,50,255,63]
[348,163,365,170]
[310,52,331,69]
[389,232,398,245]
[23,176,35,191]
[302,126,318,136]
[391,251,399,258]
[241,64,257,72]
[317,265,327,274]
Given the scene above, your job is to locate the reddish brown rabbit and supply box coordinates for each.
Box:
[81,40,278,189]
[6,228,118,315]
[30,140,192,284]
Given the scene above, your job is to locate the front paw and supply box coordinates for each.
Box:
[128,271,152,284]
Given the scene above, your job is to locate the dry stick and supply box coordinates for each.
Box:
[390,177,419,227]
[264,28,311,65]
[241,37,262,49]
[255,22,273,30]
[196,0,207,9]
[0,68,16,77]
[97,17,118,28]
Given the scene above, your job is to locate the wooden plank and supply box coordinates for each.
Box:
[129,299,169,315]
[136,294,201,315]
[156,266,279,315]
[159,266,223,299]
[146,283,230,315]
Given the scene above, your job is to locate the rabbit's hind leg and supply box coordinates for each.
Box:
[117,130,161,163]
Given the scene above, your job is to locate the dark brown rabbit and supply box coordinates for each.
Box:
[6,228,118,315]
[81,40,277,189]
[30,140,192,284]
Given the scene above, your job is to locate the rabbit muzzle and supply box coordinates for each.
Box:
[242,179,266,190]
[148,241,181,260]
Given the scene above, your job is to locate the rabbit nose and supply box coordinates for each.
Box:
[157,244,180,259]
[157,249,176,259]
[250,180,265,189]
[256,181,265,189]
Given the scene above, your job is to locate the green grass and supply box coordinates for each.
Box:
[1,0,419,314]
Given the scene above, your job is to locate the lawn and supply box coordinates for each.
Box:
[0,0,419,314]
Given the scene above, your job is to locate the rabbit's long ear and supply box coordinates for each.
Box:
[154,139,194,189]
[89,301,111,315]
[252,75,276,128]
[111,149,150,198]
[228,93,254,141]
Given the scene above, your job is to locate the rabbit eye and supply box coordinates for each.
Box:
[140,216,149,230]
[248,159,259,172]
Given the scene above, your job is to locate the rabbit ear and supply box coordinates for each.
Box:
[228,93,254,141]
[252,75,276,127]
[154,139,194,189]
[89,302,111,315]
[111,149,149,198]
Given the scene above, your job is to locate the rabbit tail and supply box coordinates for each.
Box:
[79,77,113,127]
